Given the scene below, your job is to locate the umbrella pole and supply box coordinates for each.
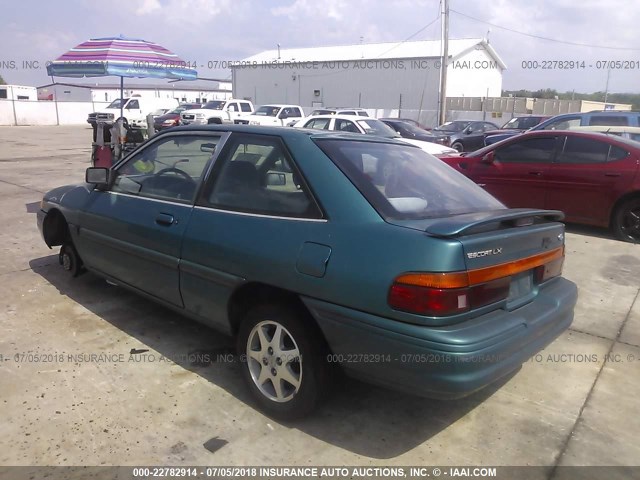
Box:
[119,76,124,160]
[119,76,124,120]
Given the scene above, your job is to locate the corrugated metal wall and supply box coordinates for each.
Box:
[232,58,442,111]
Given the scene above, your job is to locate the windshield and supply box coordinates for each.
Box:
[397,122,426,135]
[502,117,543,130]
[107,99,128,109]
[315,139,504,220]
[202,100,225,110]
[311,109,334,115]
[434,121,470,132]
[356,119,399,137]
[253,106,280,117]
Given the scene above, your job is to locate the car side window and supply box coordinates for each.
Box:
[556,136,613,164]
[111,134,219,203]
[335,119,359,133]
[126,99,139,109]
[608,145,629,161]
[494,137,557,163]
[202,134,322,218]
[240,102,252,112]
[291,108,302,117]
[588,115,628,126]
[541,116,581,130]
[305,118,330,130]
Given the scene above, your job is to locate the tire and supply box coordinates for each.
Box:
[236,303,331,419]
[451,141,464,152]
[612,197,640,243]
[58,243,84,277]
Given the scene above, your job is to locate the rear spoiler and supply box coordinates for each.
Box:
[425,209,565,238]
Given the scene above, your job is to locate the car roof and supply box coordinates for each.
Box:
[166,123,417,147]
[256,104,300,108]
[497,129,640,148]
[304,114,373,120]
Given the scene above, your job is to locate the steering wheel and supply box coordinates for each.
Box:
[153,167,195,185]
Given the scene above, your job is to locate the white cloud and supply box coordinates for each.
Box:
[135,0,162,15]
[271,0,349,21]
[134,0,233,23]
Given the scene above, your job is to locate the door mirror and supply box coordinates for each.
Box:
[481,151,495,164]
[86,167,109,186]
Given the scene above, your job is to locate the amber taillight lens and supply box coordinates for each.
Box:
[389,247,564,316]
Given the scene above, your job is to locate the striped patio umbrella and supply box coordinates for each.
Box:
[47,35,197,118]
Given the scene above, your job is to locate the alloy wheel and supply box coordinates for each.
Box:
[246,320,302,403]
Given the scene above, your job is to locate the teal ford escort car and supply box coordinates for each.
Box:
[38,125,578,419]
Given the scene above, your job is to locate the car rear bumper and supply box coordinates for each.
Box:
[302,277,577,399]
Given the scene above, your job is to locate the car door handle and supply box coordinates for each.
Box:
[528,171,543,176]
[155,213,175,226]
[604,172,621,177]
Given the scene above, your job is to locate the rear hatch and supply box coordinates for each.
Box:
[390,209,565,311]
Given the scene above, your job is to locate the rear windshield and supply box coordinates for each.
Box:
[315,139,505,220]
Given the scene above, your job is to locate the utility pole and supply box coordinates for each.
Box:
[438,0,449,126]
[604,67,611,104]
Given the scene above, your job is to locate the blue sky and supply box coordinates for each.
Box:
[1,0,639,94]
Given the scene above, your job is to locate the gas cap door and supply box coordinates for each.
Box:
[296,242,332,278]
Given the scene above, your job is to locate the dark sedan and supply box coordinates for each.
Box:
[154,103,203,131]
[433,120,500,152]
[439,130,640,242]
[380,119,450,146]
[37,125,576,419]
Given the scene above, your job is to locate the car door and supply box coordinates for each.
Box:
[75,132,223,306]
[545,135,638,225]
[179,133,326,332]
[467,135,560,209]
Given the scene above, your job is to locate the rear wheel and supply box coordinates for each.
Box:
[451,141,464,152]
[236,303,330,419]
[612,197,640,243]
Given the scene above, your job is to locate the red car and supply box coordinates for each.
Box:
[439,130,640,242]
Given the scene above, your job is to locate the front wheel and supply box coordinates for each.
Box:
[612,198,640,243]
[451,141,464,152]
[236,303,330,419]
[59,243,84,277]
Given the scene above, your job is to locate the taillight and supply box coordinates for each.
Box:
[534,255,564,283]
[389,247,564,316]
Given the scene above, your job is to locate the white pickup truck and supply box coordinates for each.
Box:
[239,104,305,126]
[87,96,178,129]
[180,99,254,125]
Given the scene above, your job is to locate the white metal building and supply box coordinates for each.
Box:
[37,80,232,103]
[0,85,38,101]
[232,38,505,111]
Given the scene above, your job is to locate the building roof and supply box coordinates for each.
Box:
[239,38,506,69]
[36,80,231,92]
